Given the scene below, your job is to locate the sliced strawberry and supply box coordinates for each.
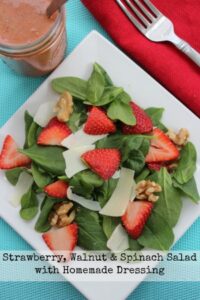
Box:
[42,223,78,260]
[122,102,153,134]
[147,162,164,171]
[44,180,68,199]
[121,201,153,239]
[145,128,179,163]
[84,107,116,135]
[37,117,71,146]
[81,148,121,180]
[0,135,31,169]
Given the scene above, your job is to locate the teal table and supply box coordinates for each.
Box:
[0,1,199,299]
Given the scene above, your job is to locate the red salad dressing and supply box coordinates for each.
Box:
[0,0,66,76]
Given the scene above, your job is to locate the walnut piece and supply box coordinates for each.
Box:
[167,128,189,147]
[48,202,75,228]
[136,180,162,203]
[54,91,73,122]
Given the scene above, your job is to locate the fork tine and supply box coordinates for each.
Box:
[132,0,155,21]
[116,0,146,32]
[125,0,149,27]
[143,0,162,17]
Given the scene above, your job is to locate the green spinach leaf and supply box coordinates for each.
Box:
[24,111,34,148]
[20,145,66,176]
[5,167,25,185]
[31,163,52,188]
[75,207,108,250]
[135,168,150,183]
[95,87,123,106]
[154,168,182,227]
[67,99,87,132]
[35,197,61,232]
[20,187,38,221]
[51,77,87,100]
[173,177,200,203]
[145,107,167,131]
[122,149,145,174]
[102,216,119,239]
[138,210,174,250]
[174,142,197,184]
[128,238,143,250]
[27,121,41,147]
[86,63,105,103]
[95,63,113,86]
[94,178,118,208]
[107,100,136,125]
[69,170,104,199]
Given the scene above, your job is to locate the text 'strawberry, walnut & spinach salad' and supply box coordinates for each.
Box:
[0,63,199,254]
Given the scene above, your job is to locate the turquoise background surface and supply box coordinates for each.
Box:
[0,1,199,299]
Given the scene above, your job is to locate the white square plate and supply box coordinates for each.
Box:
[0,31,200,300]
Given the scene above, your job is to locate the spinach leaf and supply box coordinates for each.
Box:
[51,77,87,100]
[145,107,164,124]
[138,210,174,250]
[27,121,41,147]
[122,149,145,174]
[95,63,113,86]
[154,168,182,227]
[174,142,197,184]
[128,238,143,250]
[35,197,61,232]
[173,177,200,203]
[145,107,167,132]
[31,163,52,188]
[69,170,104,199]
[67,99,87,132]
[20,145,66,176]
[20,187,38,221]
[94,178,118,208]
[5,167,25,185]
[24,111,34,148]
[135,168,150,183]
[95,87,123,106]
[107,100,136,125]
[75,207,108,250]
[86,63,105,104]
[102,216,119,239]
[116,91,132,104]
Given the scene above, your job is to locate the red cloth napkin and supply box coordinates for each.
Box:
[81,0,200,117]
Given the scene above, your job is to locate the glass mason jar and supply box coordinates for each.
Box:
[0,7,66,76]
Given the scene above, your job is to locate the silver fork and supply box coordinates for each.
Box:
[116,0,200,67]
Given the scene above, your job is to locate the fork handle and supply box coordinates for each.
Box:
[174,38,200,67]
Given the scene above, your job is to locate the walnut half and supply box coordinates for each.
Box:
[166,128,189,147]
[49,202,75,228]
[136,180,162,203]
[54,91,73,122]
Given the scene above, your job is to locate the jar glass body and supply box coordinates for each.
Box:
[0,8,66,76]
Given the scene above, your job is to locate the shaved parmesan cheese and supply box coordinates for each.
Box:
[63,145,95,178]
[130,178,136,202]
[112,170,121,179]
[107,224,129,251]
[10,172,33,207]
[61,128,107,149]
[67,187,101,211]
[100,168,135,217]
[34,101,56,127]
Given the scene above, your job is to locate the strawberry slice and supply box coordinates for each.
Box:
[81,148,121,180]
[42,223,78,260]
[121,201,153,239]
[145,128,179,163]
[0,135,31,169]
[147,162,164,171]
[84,107,116,135]
[122,102,153,134]
[44,180,68,199]
[37,117,71,146]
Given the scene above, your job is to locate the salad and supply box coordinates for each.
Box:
[0,63,199,254]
